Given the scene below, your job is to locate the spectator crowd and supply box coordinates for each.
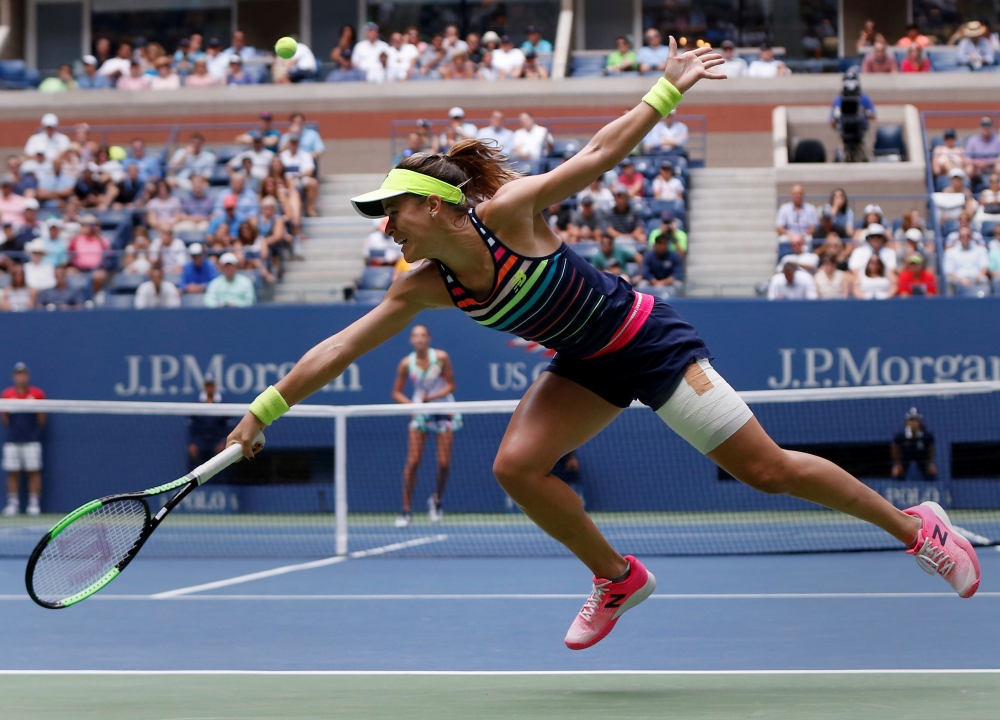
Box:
[0,110,326,311]
[852,19,1000,73]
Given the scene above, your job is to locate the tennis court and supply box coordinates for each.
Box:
[3,548,1000,718]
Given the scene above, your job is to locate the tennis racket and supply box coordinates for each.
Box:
[25,432,265,609]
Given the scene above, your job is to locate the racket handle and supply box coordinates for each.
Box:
[191,431,265,486]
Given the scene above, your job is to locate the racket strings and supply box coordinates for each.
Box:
[31,499,149,603]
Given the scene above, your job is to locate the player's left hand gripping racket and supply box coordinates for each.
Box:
[25,433,265,609]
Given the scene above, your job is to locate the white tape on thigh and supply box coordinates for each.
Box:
[655,359,753,454]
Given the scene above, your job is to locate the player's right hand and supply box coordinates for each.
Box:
[228,412,267,459]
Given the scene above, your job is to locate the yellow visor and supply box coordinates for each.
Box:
[350,168,467,219]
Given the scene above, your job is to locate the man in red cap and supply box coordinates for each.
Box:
[2,363,46,516]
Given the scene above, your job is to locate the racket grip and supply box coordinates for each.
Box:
[192,432,265,486]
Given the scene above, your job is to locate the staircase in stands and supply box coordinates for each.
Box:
[684,167,778,297]
[273,173,383,304]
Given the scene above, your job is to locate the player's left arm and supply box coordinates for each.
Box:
[491,40,723,217]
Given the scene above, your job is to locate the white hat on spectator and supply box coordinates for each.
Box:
[82,55,98,66]
[23,198,39,210]
[41,113,59,128]
[46,217,63,229]
[947,167,968,180]
[80,213,99,225]
[448,107,465,119]
[188,242,204,255]
[219,252,238,266]
[862,203,883,218]
[904,228,924,243]
[482,31,501,45]
[25,240,47,254]
[865,223,887,239]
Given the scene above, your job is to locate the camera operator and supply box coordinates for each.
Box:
[830,70,876,162]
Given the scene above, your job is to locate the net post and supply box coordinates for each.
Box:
[334,411,348,556]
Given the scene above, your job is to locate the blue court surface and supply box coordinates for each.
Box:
[3,547,1000,718]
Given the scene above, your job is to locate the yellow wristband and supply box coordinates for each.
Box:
[249,386,289,426]
[642,78,683,117]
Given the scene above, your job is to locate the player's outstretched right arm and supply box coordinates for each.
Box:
[227,263,451,456]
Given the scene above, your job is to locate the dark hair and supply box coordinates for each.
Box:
[866,255,885,277]
[396,139,521,208]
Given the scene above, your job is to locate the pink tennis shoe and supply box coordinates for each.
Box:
[564,555,656,650]
[904,501,980,598]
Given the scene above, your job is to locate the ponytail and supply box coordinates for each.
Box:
[396,138,520,208]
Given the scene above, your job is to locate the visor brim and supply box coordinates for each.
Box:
[350,188,407,219]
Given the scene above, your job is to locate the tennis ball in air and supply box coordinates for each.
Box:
[275,37,298,59]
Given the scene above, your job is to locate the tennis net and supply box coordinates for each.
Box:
[1,381,999,559]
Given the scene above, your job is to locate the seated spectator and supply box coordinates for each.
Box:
[150,227,188,275]
[493,35,526,78]
[896,254,938,296]
[225,55,253,85]
[40,63,76,92]
[363,218,401,265]
[900,45,931,73]
[204,252,255,307]
[255,197,289,274]
[944,227,990,295]
[179,243,218,294]
[718,40,748,78]
[145,180,182,232]
[221,30,256,65]
[202,38,230,79]
[990,227,1000,294]
[442,108,478,144]
[816,232,851,270]
[230,132,274,181]
[393,132,424,166]
[963,117,1000,183]
[436,126,460,154]
[22,241,55,291]
[818,188,853,238]
[280,135,318,217]
[578,178,615,214]
[364,51,392,83]
[414,33,446,78]
[114,163,145,209]
[215,173,260,224]
[117,60,151,90]
[545,202,573,242]
[209,194,242,238]
[135,265,181,309]
[638,29,670,74]
[41,219,68,267]
[20,150,52,188]
[521,25,553,55]
[512,113,553,161]
[236,112,280,149]
[648,211,687,256]
[768,262,817,300]
[98,42,132,81]
[478,51,500,81]
[386,31,418,80]
[0,175,28,225]
[853,255,894,299]
[67,214,110,273]
[280,113,326,164]
[748,43,789,77]
[895,209,929,243]
[606,36,638,74]
[466,33,484,64]
[856,19,877,54]
[442,24,469,60]
[515,51,549,79]
[639,233,683,296]
[861,39,897,73]
[77,55,111,89]
[974,172,1000,229]
[590,234,640,279]
[127,139,162,183]
[24,114,71,162]
[185,58,221,87]
[122,230,153,275]
[897,23,931,48]
[957,21,995,70]
[777,234,819,272]
[0,220,21,269]
[232,221,275,285]
[932,129,964,176]
[617,158,645,199]
[568,196,606,243]
[263,159,301,233]
[171,36,196,76]
[330,25,356,71]
[848,223,897,279]
[13,198,42,249]
[642,110,688,155]
[813,254,847,298]
[481,31,500,55]
[353,22,391,76]
[275,38,317,83]
[776,184,817,238]
[168,133,216,188]
[476,111,515,156]
[175,174,214,232]
[651,161,684,202]
[605,185,646,242]
[945,213,983,248]
[0,264,34,311]
[36,266,84,309]
[935,168,978,219]
[7,159,37,198]
[150,57,181,90]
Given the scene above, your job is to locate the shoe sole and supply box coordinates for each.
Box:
[921,501,981,598]
[565,571,657,651]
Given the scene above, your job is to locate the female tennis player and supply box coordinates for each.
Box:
[230,39,980,650]
[391,324,462,527]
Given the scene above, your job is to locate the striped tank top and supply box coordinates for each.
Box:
[436,209,653,359]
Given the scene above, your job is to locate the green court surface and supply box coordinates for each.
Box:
[4,672,1000,720]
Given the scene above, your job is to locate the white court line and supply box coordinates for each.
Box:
[3,591,999,601]
[149,535,448,599]
[0,669,998,675]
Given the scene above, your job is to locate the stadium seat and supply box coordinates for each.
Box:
[613,238,641,255]
[111,273,146,294]
[214,146,245,164]
[164,272,182,287]
[358,266,394,290]
[550,139,580,158]
[838,57,863,73]
[570,54,606,77]
[176,230,207,246]
[0,274,9,289]
[981,221,997,237]
[891,218,903,235]
[97,210,128,230]
[208,165,232,186]
[181,293,205,308]
[66,273,92,294]
[354,289,388,304]
[104,294,135,309]
[777,241,793,261]
[570,240,600,261]
[0,60,41,89]
[874,125,906,160]
[942,219,960,237]
[648,199,684,219]
[934,175,951,192]
[792,139,827,163]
